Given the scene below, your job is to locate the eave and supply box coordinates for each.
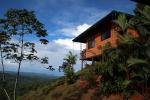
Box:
[72,10,133,43]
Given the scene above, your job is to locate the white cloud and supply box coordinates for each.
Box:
[59,23,91,37]
[2,39,86,76]
[53,38,84,51]
[34,23,89,73]
[2,36,85,76]
[34,40,83,73]
[52,23,88,53]
[2,41,80,75]
[2,20,96,76]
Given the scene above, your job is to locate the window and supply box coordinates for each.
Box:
[101,30,111,40]
[88,36,95,49]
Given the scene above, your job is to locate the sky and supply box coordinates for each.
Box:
[0,0,136,76]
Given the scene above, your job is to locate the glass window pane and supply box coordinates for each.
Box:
[88,36,94,49]
[101,31,111,40]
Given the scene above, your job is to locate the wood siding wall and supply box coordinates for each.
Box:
[84,25,138,59]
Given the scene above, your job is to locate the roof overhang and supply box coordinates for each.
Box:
[72,10,133,43]
[72,12,113,43]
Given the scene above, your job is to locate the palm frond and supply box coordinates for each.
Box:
[63,51,77,65]
[114,14,129,32]
[127,57,149,67]
[118,33,135,45]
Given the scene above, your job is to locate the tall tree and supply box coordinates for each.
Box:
[0,19,11,100]
[3,9,49,100]
[62,51,77,84]
[127,4,150,97]
[102,4,150,98]
[95,7,150,97]
[63,51,77,70]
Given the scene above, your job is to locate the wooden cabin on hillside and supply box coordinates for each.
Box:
[73,11,138,64]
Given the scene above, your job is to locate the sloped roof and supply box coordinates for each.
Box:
[72,10,133,43]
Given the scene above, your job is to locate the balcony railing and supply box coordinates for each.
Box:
[80,49,86,60]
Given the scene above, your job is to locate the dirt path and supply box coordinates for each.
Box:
[81,89,96,100]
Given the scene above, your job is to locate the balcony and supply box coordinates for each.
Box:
[80,45,103,60]
[80,49,86,60]
[80,41,118,61]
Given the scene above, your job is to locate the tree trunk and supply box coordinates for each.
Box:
[81,60,83,70]
[1,50,5,82]
[0,46,11,100]
[13,34,24,100]
[13,62,21,100]
[3,88,11,100]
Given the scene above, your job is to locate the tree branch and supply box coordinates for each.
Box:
[0,44,11,100]
[13,31,24,100]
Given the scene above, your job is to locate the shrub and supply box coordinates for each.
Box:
[64,67,76,84]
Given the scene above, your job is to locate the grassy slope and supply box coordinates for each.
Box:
[18,68,123,100]
[18,66,118,100]
[19,68,98,100]
[0,72,57,100]
[20,79,103,100]
[20,78,83,100]
[19,77,101,100]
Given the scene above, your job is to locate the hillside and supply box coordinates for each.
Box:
[0,71,58,100]
[18,68,104,100]
[18,75,123,100]
[20,79,112,100]
[18,64,148,100]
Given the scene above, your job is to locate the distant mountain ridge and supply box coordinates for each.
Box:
[0,71,60,100]
[1,71,58,79]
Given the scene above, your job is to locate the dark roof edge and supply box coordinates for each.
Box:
[72,10,133,43]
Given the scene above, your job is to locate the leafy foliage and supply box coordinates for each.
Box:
[63,51,77,69]
[59,51,77,84]
[114,14,129,33]
[64,67,75,84]
[81,4,150,99]
[0,9,50,100]
[0,72,55,100]
[101,9,150,97]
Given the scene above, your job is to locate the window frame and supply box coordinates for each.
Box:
[88,35,95,49]
[101,30,111,41]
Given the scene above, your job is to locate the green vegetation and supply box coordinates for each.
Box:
[80,3,150,99]
[0,72,57,100]
[1,3,150,100]
[60,51,77,84]
[0,9,51,100]
[19,77,88,100]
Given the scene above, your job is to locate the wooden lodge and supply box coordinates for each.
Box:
[73,10,138,61]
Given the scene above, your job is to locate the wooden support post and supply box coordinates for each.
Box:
[81,60,83,70]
